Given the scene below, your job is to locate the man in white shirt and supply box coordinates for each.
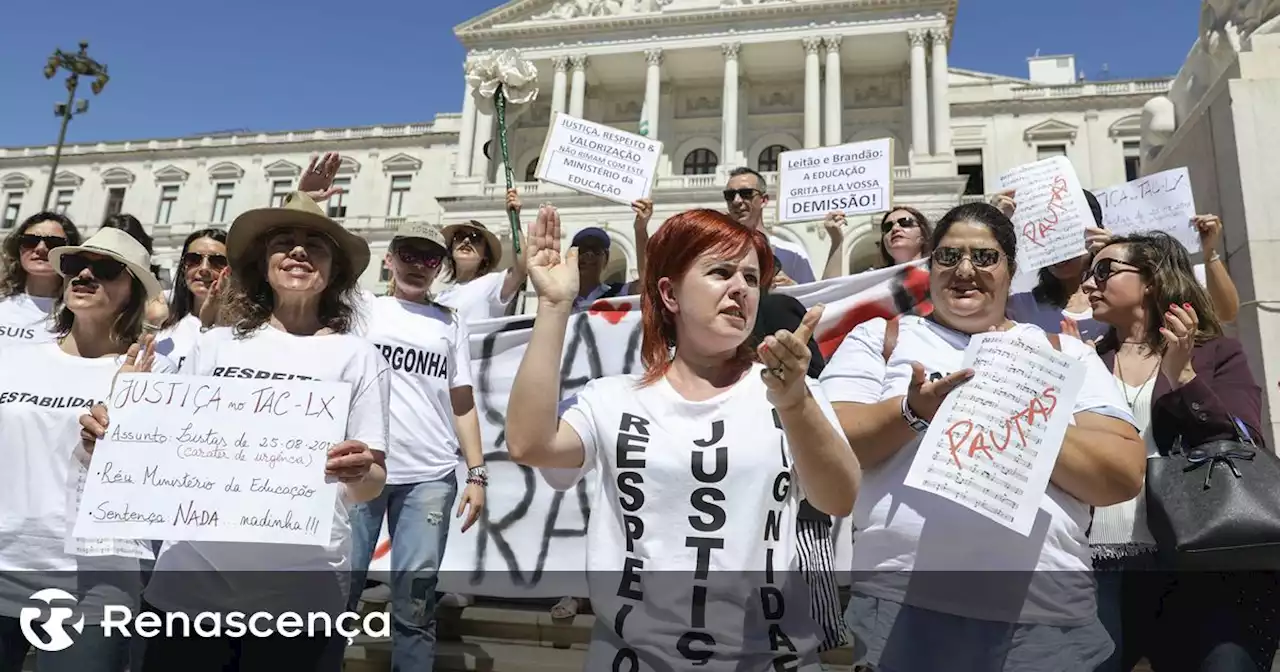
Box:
[722,167,817,285]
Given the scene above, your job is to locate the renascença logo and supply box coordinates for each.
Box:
[20,589,85,652]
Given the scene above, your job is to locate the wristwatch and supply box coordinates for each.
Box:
[466,465,489,487]
[901,396,930,433]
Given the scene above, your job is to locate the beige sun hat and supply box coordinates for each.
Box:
[441,220,503,266]
[48,228,164,300]
[226,191,371,280]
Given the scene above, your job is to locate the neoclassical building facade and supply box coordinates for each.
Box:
[0,0,1171,299]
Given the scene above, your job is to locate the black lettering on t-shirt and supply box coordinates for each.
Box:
[686,536,724,580]
[691,584,708,629]
[676,631,715,665]
[617,472,644,512]
[688,488,726,532]
[771,472,791,503]
[0,326,36,341]
[617,557,643,601]
[374,343,447,378]
[623,514,644,553]
[692,419,724,447]
[768,623,797,653]
[613,602,633,638]
[691,447,727,483]
[618,412,650,436]
[0,391,96,409]
[760,586,785,620]
[612,648,638,672]
[765,547,775,584]
[209,366,313,381]
[771,655,801,672]
[764,509,782,543]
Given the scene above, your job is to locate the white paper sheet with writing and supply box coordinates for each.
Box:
[72,374,352,546]
[64,446,154,559]
[998,156,1091,279]
[1095,167,1200,254]
[903,331,1086,536]
[536,112,662,205]
[775,138,895,223]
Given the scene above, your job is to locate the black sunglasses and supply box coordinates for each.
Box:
[723,188,763,203]
[19,234,67,251]
[881,216,919,234]
[1084,257,1141,284]
[452,230,485,246]
[395,246,444,269]
[183,252,228,270]
[931,246,1002,269]
[60,254,127,281]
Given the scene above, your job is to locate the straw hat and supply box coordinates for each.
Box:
[48,228,164,300]
[226,191,371,279]
[441,220,503,265]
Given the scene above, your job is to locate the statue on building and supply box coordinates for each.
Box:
[532,0,625,19]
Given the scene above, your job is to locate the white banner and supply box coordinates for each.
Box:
[370,262,933,598]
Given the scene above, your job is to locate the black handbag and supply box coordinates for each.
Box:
[1145,417,1280,570]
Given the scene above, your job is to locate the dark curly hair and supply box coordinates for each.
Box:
[220,229,361,338]
[163,228,227,330]
[0,212,82,300]
[50,274,149,346]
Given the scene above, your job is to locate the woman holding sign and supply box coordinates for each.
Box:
[505,205,859,671]
[79,190,390,671]
[820,202,1143,672]
[0,228,171,672]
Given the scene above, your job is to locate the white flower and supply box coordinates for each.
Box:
[465,49,539,114]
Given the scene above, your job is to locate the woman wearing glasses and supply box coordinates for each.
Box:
[876,206,932,268]
[436,189,529,324]
[154,228,227,370]
[820,202,1143,671]
[346,221,487,671]
[1081,232,1276,672]
[0,228,171,672]
[0,212,81,346]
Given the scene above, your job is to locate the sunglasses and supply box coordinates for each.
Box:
[183,252,229,270]
[931,246,1002,269]
[20,234,67,251]
[1084,257,1141,284]
[723,188,763,203]
[881,216,919,234]
[60,254,127,281]
[453,230,485,246]
[395,246,444,269]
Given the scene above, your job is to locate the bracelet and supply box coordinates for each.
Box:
[466,475,488,487]
[1207,251,1222,263]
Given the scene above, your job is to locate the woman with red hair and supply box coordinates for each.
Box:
[505,206,859,671]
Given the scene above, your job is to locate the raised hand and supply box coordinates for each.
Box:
[1159,302,1199,388]
[119,333,157,376]
[298,152,344,202]
[759,305,823,411]
[506,188,522,214]
[824,211,847,242]
[631,199,653,228]
[990,190,1016,218]
[1085,226,1113,256]
[526,205,579,307]
[1193,214,1223,253]
[905,361,973,423]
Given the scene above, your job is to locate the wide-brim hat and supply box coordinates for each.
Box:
[441,220,503,266]
[226,191,371,280]
[48,228,164,301]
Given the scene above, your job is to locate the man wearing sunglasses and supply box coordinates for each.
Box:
[722,167,816,286]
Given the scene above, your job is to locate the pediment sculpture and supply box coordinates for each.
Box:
[532,0,625,20]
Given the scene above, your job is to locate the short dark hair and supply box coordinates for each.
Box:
[0,212,82,300]
[164,228,228,329]
[930,202,1018,276]
[727,166,767,194]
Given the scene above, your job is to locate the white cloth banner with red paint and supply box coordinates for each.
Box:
[367,261,930,598]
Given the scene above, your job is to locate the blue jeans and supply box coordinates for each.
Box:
[0,617,129,672]
[348,477,458,672]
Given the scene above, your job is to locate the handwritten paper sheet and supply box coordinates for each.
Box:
[998,156,1091,278]
[775,138,895,224]
[903,332,1086,535]
[65,446,153,559]
[536,112,662,205]
[1095,167,1200,254]
[72,374,351,546]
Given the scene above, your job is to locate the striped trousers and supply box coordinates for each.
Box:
[797,518,848,652]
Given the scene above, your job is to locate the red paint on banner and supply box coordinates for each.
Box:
[589,301,633,325]
[815,265,932,359]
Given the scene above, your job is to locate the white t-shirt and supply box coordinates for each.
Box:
[819,316,1135,626]
[435,271,514,324]
[0,293,56,346]
[0,343,177,623]
[545,365,835,671]
[1007,292,1108,344]
[143,325,391,617]
[359,296,472,484]
[154,313,203,370]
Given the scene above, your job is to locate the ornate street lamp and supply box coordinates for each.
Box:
[41,41,109,210]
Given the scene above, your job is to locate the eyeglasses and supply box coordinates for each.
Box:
[183,252,228,270]
[881,216,919,234]
[1083,257,1140,284]
[931,246,1002,269]
[723,188,763,203]
[60,254,127,281]
[19,234,67,251]
[395,247,444,269]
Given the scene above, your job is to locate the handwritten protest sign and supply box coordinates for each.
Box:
[1095,167,1200,253]
[65,447,154,559]
[904,331,1084,535]
[776,138,895,224]
[999,156,1091,277]
[536,112,662,205]
[72,374,351,546]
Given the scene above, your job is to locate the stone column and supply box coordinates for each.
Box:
[722,42,741,166]
[569,55,588,118]
[823,36,843,146]
[644,48,663,138]
[802,37,822,148]
[929,28,953,156]
[551,56,570,115]
[456,81,477,178]
[908,29,929,157]
[472,110,493,182]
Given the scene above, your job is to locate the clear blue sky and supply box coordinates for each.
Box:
[0,0,1199,148]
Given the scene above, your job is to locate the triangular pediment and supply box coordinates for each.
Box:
[208,162,244,180]
[1023,119,1078,142]
[264,159,302,178]
[2,173,32,190]
[53,171,84,187]
[101,167,136,185]
[154,165,189,183]
[382,153,423,172]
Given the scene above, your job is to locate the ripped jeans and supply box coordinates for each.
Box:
[348,476,458,672]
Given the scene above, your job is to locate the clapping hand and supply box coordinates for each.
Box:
[298,153,344,202]
[526,205,578,307]
[1159,302,1199,388]
[118,333,157,376]
[1060,317,1097,349]
[759,305,823,411]
[198,267,231,329]
[905,361,974,423]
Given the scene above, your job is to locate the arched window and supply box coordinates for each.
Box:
[524,158,539,182]
[757,144,787,172]
[682,148,718,175]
